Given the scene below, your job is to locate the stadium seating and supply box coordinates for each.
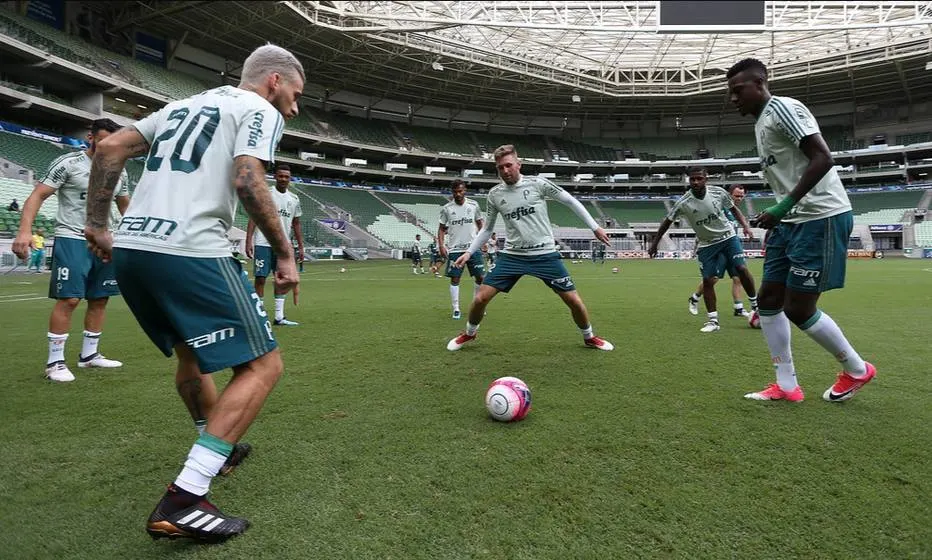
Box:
[0,176,56,229]
[378,191,449,228]
[552,138,616,162]
[304,107,402,148]
[852,209,912,225]
[0,130,76,178]
[367,214,432,248]
[297,184,388,229]
[849,191,923,213]
[0,10,210,100]
[598,200,667,226]
[705,135,757,159]
[914,222,932,246]
[474,132,550,160]
[397,125,478,156]
[628,137,699,160]
[896,131,931,146]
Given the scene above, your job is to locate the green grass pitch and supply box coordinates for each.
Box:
[0,258,929,559]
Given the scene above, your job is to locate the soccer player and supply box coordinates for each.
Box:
[12,118,129,382]
[446,145,613,351]
[28,228,46,272]
[245,162,303,326]
[648,167,758,332]
[438,179,485,319]
[686,184,755,317]
[411,234,425,274]
[486,232,498,267]
[427,239,443,277]
[84,44,303,542]
[726,58,875,402]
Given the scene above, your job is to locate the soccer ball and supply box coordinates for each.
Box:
[339,267,346,273]
[611,267,619,273]
[748,310,761,329]
[485,376,532,422]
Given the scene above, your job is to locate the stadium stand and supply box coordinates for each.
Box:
[704,135,757,159]
[397,125,478,156]
[915,222,932,246]
[552,138,616,162]
[599,200,667,226]
[628,137,699,160]
[0,130,74,179]
[304,107,402,148]
[378,191,449,228]
[849,190,924,212]
[0,177,56,231]
[297,184,387,228]
[852,209,913,225]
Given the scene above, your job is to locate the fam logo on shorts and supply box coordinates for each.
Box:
[790,265,820,288]
[550,276,575,290]
[186,327,235,349]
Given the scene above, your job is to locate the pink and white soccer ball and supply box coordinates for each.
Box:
[485,376,532,422]
[748,310,761,329]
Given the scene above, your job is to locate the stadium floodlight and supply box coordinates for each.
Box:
[571,95,581,103]
[431,61,444,71]
[926,61,932,70]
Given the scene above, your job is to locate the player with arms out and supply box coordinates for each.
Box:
[648,167,758,332]
[84,44,303,542]
[687,184,755,317]
[12,118,129,382]
[447,145,613,351]
[727,58,875,403]
[411,234,425,274]
[438,179,485,319]
[245,162,303,326]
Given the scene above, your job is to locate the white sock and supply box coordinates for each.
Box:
[47,332,68,365]
[707,311,719,322]
[690,292,701,302]
[450,285,460,311]
[81,330,101,359]
[174,442,229,496]
[194,420,207,436]
[274,296,285,322]
[579,324,594,340]
[800,310,868,376]
[760,311,798,391]
[733,301,745,310]
[465,321,479,336]
[748,295,758,310]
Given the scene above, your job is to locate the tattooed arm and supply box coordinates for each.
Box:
[85,127,150,260]
[233,155,292,258]
[86,127,149,230]
[235,155,298,291]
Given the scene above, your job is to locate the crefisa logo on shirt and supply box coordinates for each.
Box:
[247,111,264,148]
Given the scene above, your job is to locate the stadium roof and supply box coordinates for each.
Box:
[94,1,932,119]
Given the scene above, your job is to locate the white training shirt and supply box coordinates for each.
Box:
[755,95,851,223]
[115,85,285,257]
[438,198,482,252]
[254,187,302,247]
[667,186,737,248]
[39,150,129,240]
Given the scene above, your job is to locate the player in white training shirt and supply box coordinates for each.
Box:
[726,58,875,404]
[686,184,756,318]
[84,44,303,543]
[12,119,130,382]
[648,167,758,333]
[437,179,484,319]
[246,162,303,326]
[446,145,614,351]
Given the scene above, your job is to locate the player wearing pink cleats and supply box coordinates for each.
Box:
[446,144,613,352]
[727,58,875,404]
[823,362,877,402]
[744,383,805,402]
